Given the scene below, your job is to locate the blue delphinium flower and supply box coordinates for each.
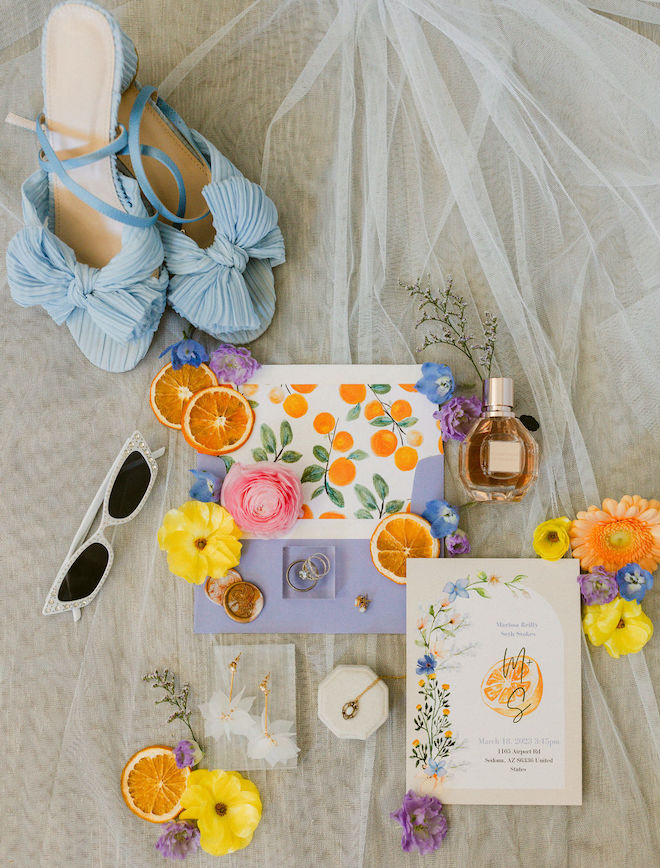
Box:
[443,578,469,602]
[615,562,654,602]
[416,654,437,675]
[426,759,447,777]
[189,469,222,503]
[423,499,460,539]
[160,339,210,370]
[415,363,455,406]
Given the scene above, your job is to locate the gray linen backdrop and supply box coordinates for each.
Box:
[1,1,659,866]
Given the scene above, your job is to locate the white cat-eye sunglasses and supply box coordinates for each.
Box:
[43,431,165,620]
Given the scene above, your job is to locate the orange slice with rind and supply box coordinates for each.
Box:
[121,745,190,823]
[150,362,217,429]
[369,512,439,584]
[181,385,255,455]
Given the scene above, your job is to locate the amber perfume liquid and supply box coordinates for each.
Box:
[458,378,539,502]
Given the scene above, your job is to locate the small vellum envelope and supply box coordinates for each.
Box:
[203,643,297,770]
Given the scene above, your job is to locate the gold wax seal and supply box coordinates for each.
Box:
[223,580,264,623]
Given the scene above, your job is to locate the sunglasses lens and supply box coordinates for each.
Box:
[57,542,110,602]
[108,451,152,519]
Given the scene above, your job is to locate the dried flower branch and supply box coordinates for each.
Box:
[404,276,498,382]
[143,668,201,748]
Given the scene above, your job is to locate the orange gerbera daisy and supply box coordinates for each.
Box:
[570,495,660,572]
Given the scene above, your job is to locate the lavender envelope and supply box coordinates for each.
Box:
[193,455,443,634]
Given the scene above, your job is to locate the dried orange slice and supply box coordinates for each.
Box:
[150,363,217,429]
[369,512,439,584]
[481,656,543,718]
[181,385,255,455]
[121,745,190,824]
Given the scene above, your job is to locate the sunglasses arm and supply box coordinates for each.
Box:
[68,445,166,621]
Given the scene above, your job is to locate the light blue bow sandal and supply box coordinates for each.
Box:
[6,1,168,373]
[116,83,285,344]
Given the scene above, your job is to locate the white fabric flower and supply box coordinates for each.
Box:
[199,687,257,740]
[246,712,300,767]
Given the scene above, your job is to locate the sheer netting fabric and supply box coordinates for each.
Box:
[1,1,659,865]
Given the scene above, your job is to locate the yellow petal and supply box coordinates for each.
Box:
[227,803,261,838]
[211,770,242,805]
[167,547,207,584]
[197,813,236,856]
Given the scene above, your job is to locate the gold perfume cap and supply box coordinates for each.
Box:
[483,377,513,409]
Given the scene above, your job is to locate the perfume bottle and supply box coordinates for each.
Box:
[459,378,538,502]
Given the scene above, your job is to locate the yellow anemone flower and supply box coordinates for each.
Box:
[533,517,572,560]
[179,769,262,856]
[582,596,653,658]
[157,500,242,584]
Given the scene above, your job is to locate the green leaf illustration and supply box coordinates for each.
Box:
[326,484,344,508]
[369,416,392,427]
[220,456,235,472]
[347,449,368,461]
[398,416,419,428]
[346,403,361,421]
[313,445,329,463]
[355,484,378,511]
[476,571,488,581]
[280,451,302,463]
[248,400,259,409]
[475,587,490,598]
[370,384,391,394]
[280,420,293,447]
[355,508,374,520]
[252,447,269,462]
[301,465,325,483]
[261,424,277,454]
[311,485,325,499]
[385,499,405,514]
[373,473,389,500]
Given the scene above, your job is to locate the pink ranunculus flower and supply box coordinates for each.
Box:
[221,462,304,538]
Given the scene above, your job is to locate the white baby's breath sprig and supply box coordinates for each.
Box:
[404,276,499,382]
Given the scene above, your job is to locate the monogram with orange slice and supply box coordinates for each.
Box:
[480,651,543,721]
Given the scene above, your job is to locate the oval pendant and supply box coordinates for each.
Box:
[342,699,359,720]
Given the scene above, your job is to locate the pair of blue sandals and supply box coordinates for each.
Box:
[6,1,285,372]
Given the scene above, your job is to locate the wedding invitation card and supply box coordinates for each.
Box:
[405,558,581,805]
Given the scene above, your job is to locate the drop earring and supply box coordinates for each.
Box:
[199,652,256,740]
[246,672,300,767]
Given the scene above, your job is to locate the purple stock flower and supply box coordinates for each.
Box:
[209,344,260,387]
[445,530,471,557]
[173,739,203,769]
[577,566,618,605]
[391,790,448,855]
[434,395,482,442]
[160,339,209,370]
[155,821,200,861]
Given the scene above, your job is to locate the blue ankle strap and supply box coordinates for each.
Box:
[127,86,210,226]
[35,114,157,228]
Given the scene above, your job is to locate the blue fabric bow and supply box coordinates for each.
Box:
[161,174,285,337]
[7,170,167,344]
